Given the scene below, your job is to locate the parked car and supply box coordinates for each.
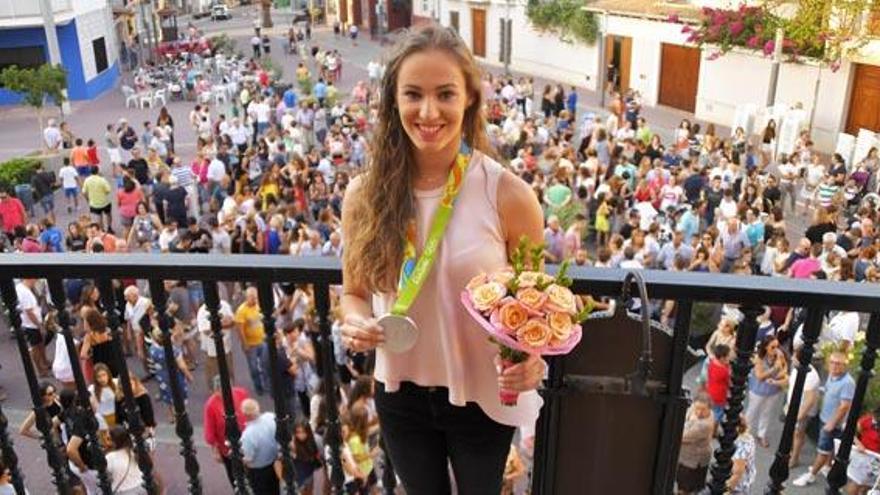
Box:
[211,4,232,20]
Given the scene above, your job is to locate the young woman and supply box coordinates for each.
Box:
[80,307,119,379]
[89,363,118,429]
[289,419,322,495]
[18,382,62,440]
[728,416,757,494]
[745,335,788,447]
[66,221,88,252]
[341,404,376,494]
[149,328,193,421]
[127,201,162,253]
[340,25,545,493]
[105,425,147,494]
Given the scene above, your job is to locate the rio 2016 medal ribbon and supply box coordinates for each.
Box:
[379,142,473,353]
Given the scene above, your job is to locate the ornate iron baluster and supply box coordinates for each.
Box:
[826,312,880,492]
[47,277,113,494]
[653,300,693,494]
[314,282,344,492]
[708,305,763,494]
[0,398,23,495]
[0,279,70,494]
[765,307,825,494]
[96,278,158,494]
[256,281,297,495]
[203,281,252,495]
[148,279,203,494]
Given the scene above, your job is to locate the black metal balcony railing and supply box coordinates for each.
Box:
[0,253,878,494]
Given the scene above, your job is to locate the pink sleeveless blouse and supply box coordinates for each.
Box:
[372,151,542,427]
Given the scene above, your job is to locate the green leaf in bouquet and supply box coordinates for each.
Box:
[574,297,595,323]
[555,259,574,288]
[499,344,528,363]
[529,244,545,271]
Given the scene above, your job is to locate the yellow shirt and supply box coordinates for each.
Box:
[82,175,111,208]
[234,302,265,347]
[347,434,372,476]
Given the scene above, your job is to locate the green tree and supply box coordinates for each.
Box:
[526,0,599,45]
[0,64,67,148]
[765,0,876,64]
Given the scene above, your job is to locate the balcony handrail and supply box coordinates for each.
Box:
[0,253,877,311]
[1,254,879,493]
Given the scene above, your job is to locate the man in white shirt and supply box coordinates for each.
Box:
[206,153,227,205]
[367,60,381,87]
[292,229,323,257]
[43,119,62,151]
[17,279,49,375]
[226,117,250,153]
[58,160,80,213]
[824,311,860,352]
[250,97,271,136]
[123,285,152,374]
[197,298,235,389]
[322,231,343,257]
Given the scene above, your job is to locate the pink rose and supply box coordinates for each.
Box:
[516,287,548,312]
[516,318,552,348]
[498,300,530,333]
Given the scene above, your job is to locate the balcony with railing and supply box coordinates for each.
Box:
[0,253,878,494]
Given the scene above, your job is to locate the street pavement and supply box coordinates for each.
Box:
[0,5,827,493]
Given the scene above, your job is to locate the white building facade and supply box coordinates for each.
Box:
[420,0,877,154]
[0,0,120,104]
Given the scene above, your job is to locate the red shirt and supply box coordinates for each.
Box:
[859,415,880,453]
[203,386,249,457]
[0,197,26,233]
[706,358,730,406]
[87,146,100,165]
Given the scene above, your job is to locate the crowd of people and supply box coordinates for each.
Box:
[1,19,880,494]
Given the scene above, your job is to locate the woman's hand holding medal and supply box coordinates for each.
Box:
[341,314,386,352]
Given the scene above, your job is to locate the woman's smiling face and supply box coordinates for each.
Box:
[395,49,471,155]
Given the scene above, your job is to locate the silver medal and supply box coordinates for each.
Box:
[377,314,419,354]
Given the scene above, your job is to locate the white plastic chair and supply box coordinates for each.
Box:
[225,81,238,99]
[212,86,228,105]
[139,91,154,109]
[122,85,139,108]
[153,88,167,107]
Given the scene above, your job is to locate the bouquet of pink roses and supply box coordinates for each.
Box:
[460,238,589,406]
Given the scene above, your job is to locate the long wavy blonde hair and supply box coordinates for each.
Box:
[344,24,492,293]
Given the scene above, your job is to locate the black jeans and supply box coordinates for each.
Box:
[247,464,279,494]
[375,381,515,495]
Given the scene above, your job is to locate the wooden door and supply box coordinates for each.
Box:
[605,35,632,93]
[471,8,486,58]
[658,43,701,113]
[352,0,363,26]
[339,0,348,24]
[847,64,880,134]
[619,36,632,93]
